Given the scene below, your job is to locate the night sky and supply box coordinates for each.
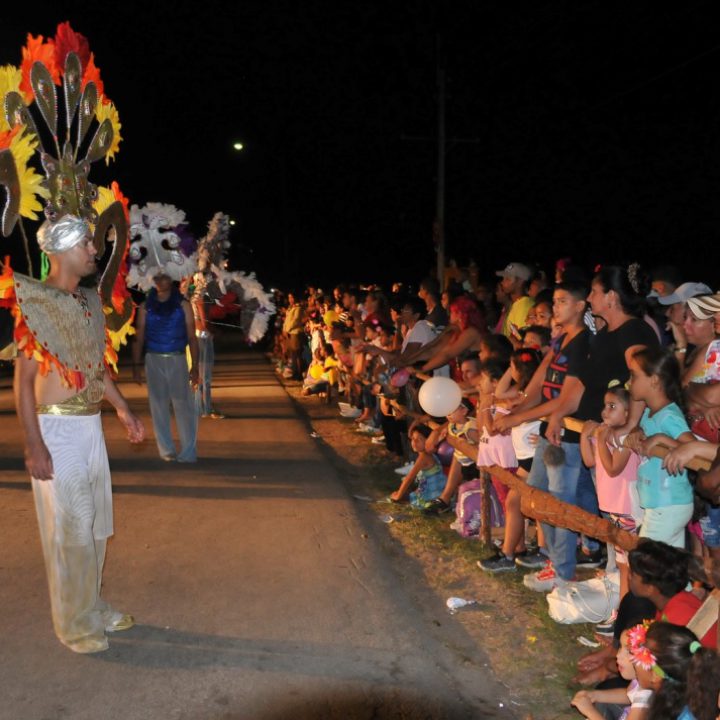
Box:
[3,1,720,290]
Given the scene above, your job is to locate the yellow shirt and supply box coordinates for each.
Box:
[503,296,533,338]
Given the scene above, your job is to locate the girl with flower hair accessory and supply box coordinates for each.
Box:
[571,624,653,720]
[639,621,720,720]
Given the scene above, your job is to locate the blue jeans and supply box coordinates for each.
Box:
[526,437,599,580]
[700,503,720,549]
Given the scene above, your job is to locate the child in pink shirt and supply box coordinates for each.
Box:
[580,383,641,600]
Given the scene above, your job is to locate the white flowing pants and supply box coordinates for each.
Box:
[32,414,122,653]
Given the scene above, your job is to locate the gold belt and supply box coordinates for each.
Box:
[36,402,101,416]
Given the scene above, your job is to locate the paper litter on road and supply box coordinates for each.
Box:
[352,494,373,502]
[446,597,477,614]
[378,514,394,524]
[309,431,320,438]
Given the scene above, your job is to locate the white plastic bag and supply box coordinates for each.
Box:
[546,572,619,625]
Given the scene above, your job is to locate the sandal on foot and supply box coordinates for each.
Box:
[106,614,135,633]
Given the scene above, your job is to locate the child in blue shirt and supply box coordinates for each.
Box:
[627,347,695,548]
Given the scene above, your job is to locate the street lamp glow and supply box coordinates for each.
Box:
[229,220,237,226]
[233,142,244,151]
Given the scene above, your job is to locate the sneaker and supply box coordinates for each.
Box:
[595,609,618,636]
[576,547,604,569]
[523,561,562,592]
[356,423,380,434]
[422,497,452,516]
[370,436,386,445]
[515,548,547,569]
[394,462,415,475]
[478,554,517,573]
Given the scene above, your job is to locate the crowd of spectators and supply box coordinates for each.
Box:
[270,259,720,719]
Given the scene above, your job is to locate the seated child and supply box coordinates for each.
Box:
[302,343,340,397]
[571,625,653,720]
[628,540,717,649]
[389,424,446,508]
[635,621,720,720]
[423,398,478,515]
[302,346,329,395]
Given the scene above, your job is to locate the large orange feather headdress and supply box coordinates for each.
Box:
[0,22,132,344]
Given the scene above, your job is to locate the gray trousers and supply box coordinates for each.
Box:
[195,334,215,416]
[145,352,198,462]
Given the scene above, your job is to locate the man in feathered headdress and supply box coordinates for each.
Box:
[190,212,231,419]
[13,216,144,653]
[129,202,199,462]
[0,23,144,653]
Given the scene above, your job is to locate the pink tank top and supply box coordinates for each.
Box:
[593,434,641,517]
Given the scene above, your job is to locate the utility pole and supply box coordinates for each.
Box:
[402,40,479,286]
[435,39,446,287]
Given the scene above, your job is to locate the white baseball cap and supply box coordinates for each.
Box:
[656,282,713,305]
[495,262,532,282]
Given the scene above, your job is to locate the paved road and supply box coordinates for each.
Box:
[0,352,509,719]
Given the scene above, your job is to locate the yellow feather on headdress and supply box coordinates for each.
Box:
[12,131,50,220]
[95,98,122,164]
[0,65,23,133]
[92,185,116,219]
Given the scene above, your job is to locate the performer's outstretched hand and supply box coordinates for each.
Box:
[117,408,145,444]
[25,441,54,480]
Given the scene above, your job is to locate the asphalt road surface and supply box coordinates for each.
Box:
[0,352,511,720]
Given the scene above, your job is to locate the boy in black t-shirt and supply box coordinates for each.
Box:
[494,282,592,588]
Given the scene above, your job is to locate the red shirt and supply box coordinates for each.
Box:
[658,591,717,648]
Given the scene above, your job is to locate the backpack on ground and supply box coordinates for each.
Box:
[451,478,505,538]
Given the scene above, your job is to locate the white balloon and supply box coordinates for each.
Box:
[418,376,462,417]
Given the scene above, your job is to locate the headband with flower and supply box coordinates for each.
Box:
[626,622,665,677]
[627,621,704,681]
